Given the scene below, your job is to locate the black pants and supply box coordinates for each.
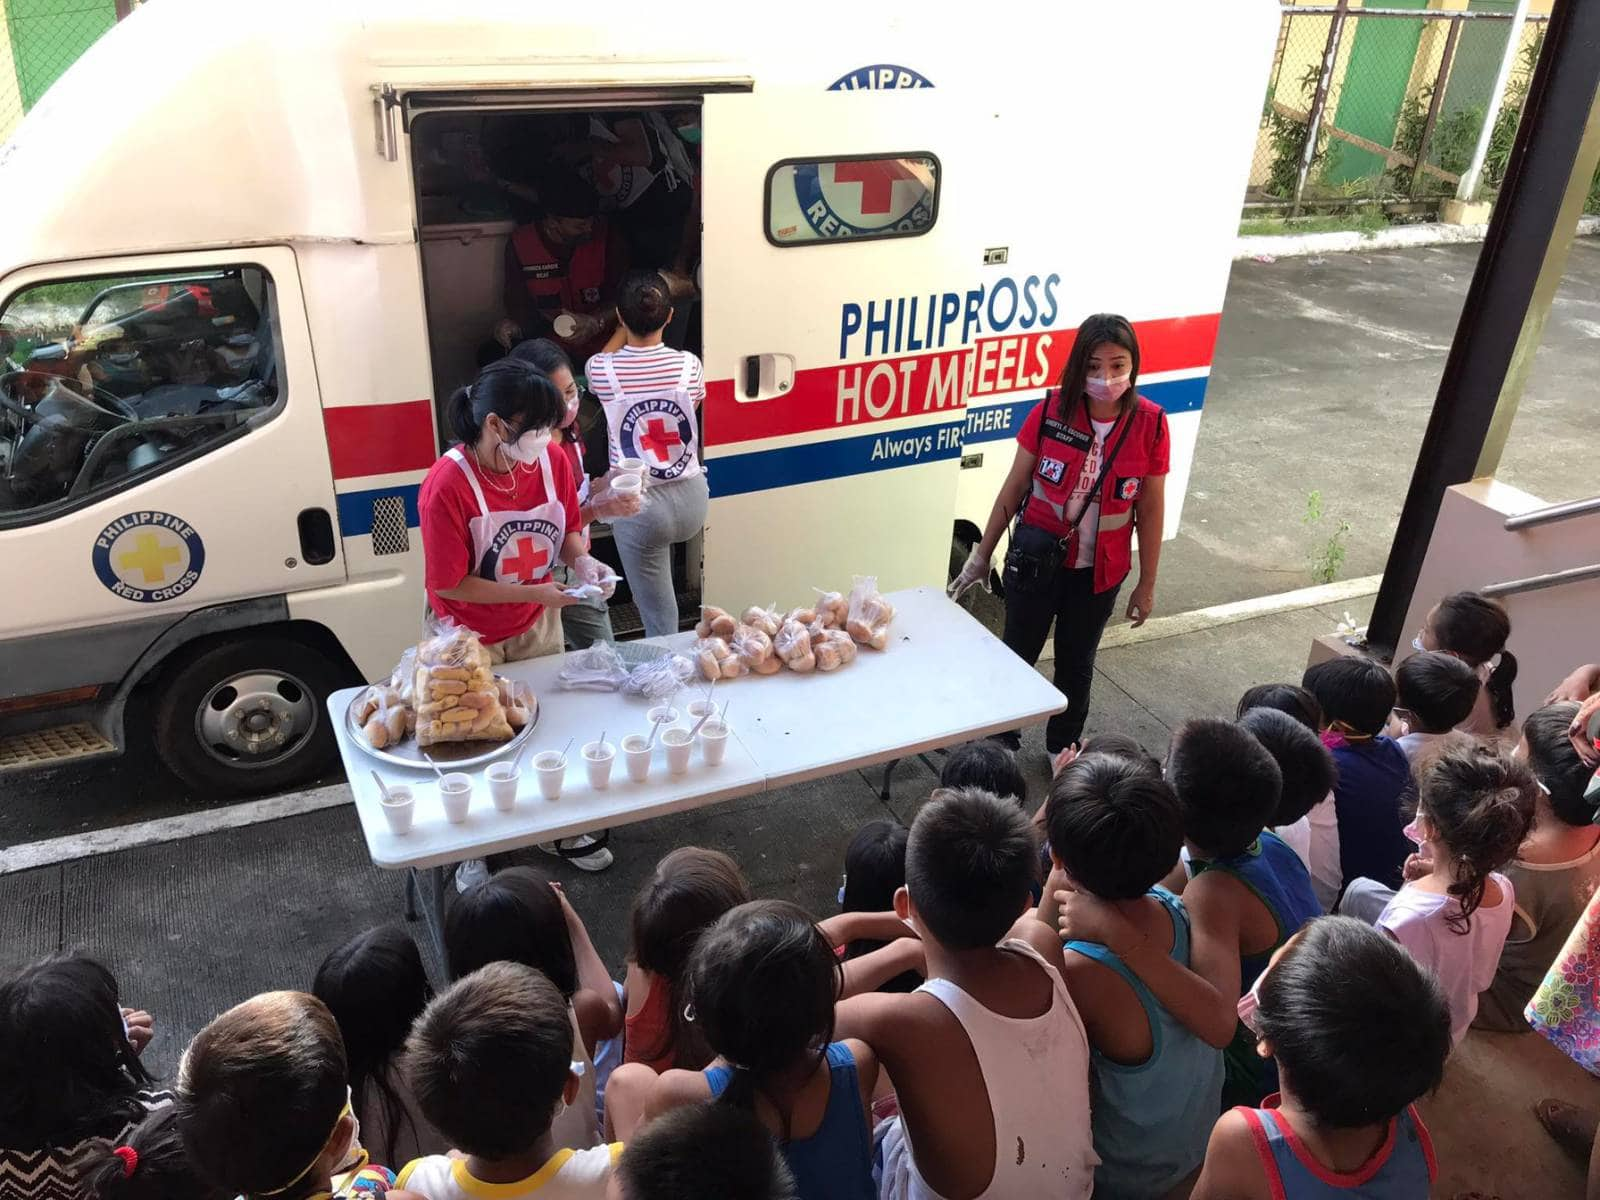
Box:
[1001,566,1121,752]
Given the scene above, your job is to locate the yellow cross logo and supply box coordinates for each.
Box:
[116,531,183,584]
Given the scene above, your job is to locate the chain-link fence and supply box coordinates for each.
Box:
[0,0,134,143]
[1248,4,1550,213]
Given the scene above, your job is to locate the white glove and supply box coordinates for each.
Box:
[589,483,644,520]
[947,548,992,601]
[574,553,619,600]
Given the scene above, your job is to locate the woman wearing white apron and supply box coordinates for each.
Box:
[587,270,710,638]
[419,358,617,872]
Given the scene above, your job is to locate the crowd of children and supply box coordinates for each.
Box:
[4,590,1600,1200]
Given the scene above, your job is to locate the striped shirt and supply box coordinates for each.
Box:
[585,344,706,406]
[0,1090,173,1200]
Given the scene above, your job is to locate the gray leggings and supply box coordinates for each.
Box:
[610,472,709,638]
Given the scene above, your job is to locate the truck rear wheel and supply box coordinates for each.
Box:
[150,635,341,796]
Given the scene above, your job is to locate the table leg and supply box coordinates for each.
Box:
[404,868,418,921]
[880,758,900,802]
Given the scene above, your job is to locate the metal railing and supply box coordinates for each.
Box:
[1504,495,1600,532]
[1482,563,1600,600]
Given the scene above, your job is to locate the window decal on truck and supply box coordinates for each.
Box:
[91,510,205,603]
[765,154,939,246]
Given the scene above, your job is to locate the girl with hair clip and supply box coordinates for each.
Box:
[78,1107,226,1200]
[1414,590,1519,738]
[418,357,618,872]
[1357,738,1537,1046]
[951,314,1171,756]
[0,954,171,1200]
[621,901,878,1200]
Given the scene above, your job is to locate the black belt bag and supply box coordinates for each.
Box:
[1002,400,1135,599]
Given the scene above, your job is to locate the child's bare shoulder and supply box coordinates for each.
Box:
[1193,1109,1271,1200]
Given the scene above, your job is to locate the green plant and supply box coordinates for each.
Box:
[1388,86,1480,196]
[1304,490,1351,585]
[1262,65,1325,200]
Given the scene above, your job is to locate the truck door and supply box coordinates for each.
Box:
[699,86,972,603]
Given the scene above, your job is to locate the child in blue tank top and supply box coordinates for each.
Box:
[621,899,877,1200]
[1192,916,1449,1199]
[1037,751,1225,1199]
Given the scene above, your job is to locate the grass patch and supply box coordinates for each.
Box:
[1239,210,1391,238]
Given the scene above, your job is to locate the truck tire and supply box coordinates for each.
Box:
[150,634,341,796]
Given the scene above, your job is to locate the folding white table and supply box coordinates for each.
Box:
[327,587,1065,952]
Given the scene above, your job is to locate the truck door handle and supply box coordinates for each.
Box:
[297,508,336,566]
[739,354,796,401]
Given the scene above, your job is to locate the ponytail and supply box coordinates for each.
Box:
[1485,650,1518,730]
[1417,739,1536,934]
[77,1106,222,1200]
[446,360,565,448]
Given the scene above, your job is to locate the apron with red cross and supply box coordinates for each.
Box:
[446,446,567,588]
[594,354,703,484]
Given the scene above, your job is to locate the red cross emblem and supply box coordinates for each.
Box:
[639,416,683,463]
[501,536,550,583]
[830,159,920,215]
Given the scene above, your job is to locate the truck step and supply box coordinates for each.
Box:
[0,722,116,770]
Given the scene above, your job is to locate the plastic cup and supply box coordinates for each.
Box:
[611,473,642,500]
[662,728,693,776]
[583,740,616,790]
[486,762,519,812]
[622,734,652,782]
[698,719,730,766]
[439,773,472,823]
[647,704,679,728]
[534,751,566,801]
[552,313,579,339]
[616,456,646,479]
[686,698,720,723]
[379,784,415,835]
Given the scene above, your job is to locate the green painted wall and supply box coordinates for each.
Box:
[1326,0,1429,184]
[6,0,116,110]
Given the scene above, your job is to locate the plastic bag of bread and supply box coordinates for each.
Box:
[355,685,410,750]
[846,575,896,651]
[774,618,816,673]
[730,624,775,671]
[494,675,536,731]
[813,589,850,629]
[694,636,746,682]
[813,628,858,672]
[784,604,818,628]
[387,645,418,706]
[740,603,782,639]
[414,620,514,746]
[694,604,739,640]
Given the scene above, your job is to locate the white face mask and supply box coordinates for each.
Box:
[500,428,551,465]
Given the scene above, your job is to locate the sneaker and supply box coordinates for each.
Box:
[539,834,615,873]
[454,858,490,893]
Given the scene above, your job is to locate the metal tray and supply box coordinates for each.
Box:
[345,683,539,771]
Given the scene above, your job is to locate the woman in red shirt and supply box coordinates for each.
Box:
[420,359,618,870]
[950,314,1170,755]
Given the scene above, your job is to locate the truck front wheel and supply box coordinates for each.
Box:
[150,635,341,796]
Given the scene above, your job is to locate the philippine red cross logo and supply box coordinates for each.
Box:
[791,156,937,240]
[1117,478,1141,502]
[479,518,560,584]
[619,399,696,481]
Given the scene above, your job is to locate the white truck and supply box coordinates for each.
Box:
[0,0,1275,794]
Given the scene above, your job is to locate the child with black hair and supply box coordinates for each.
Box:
[821,821,919,993]
[1235,683,1324,732]
[837,787,1098,1200]
[313,926,444,1166]
[0,954,172,1200]
[1415,590,1518,736]
[78,1106,226,1200]
[607,1105,796,1200]
[619,900,877,1200]
[446,867,624,1150]
[939,740,1027,805]
[1038,753,1224,1198]
[1061,719,1322,1109]
[1303,657,1415,893]
[1192,917,1449,1199]
[1391,650,1481,764]
[1478,701,1600,1031]
[398,963,619,1199]
[1239,707,1341,911]
[177,991,396,1200]
[1348,739,1535,1045]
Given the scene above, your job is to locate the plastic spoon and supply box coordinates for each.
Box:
[423,753,447,782]
[371,770,392,802]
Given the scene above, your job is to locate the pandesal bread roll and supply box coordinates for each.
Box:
[354,689,380,725]
[815,591,847,629]
[846,618,874,645]
[383,706,407,744]
[752,653,782,675]
[362,716,389,749]
[718,652,745,679]
[775,619,816,672]
[696,604,732,638]
[784,648,816,673]
[741,605,782,639]
[814,640,844,672]
[695,637,732,682]
[785,606,818,627]
[869,627,889,652]
[506,703,531,729]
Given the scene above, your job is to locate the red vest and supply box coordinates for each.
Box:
[510,220,611,315]
[1020,389,1169,594]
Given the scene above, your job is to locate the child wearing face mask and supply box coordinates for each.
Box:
[398,963,620,1200]
[175,991,400,1200]
[1414,591,1519,738]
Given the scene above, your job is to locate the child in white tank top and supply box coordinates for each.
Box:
[836,788,1097,1200]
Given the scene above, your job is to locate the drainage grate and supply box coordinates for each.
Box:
[0,723,116,768]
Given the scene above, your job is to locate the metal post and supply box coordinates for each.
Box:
[1457,0,1533,202]
[1291,0,1350,218]
[1411,17,1463,198]
[1367,0,1600,654]
[113,0,134,18]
